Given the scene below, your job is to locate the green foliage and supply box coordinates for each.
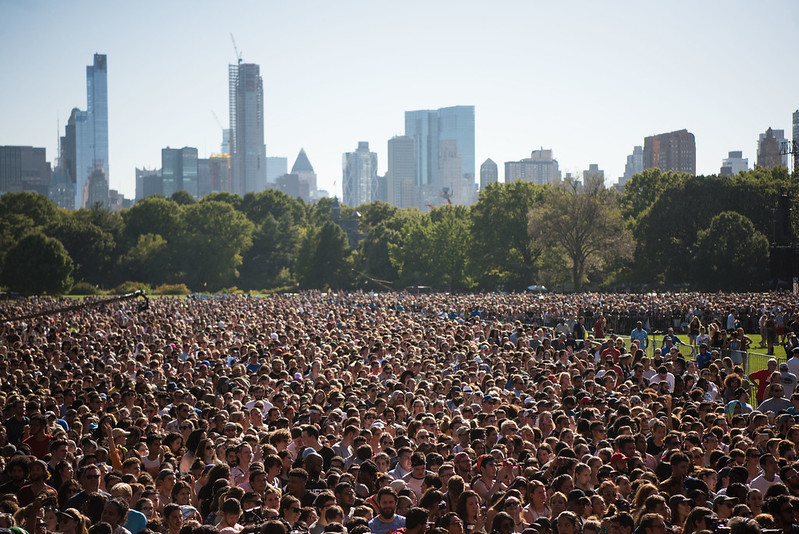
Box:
[152,283,191,295]
[111,281,150,294]
[173,201,254,291]
[238,214,300,290]
[529,176,631,291]
[201,191,243,211]
[389,205,473,290]
[631,169,790,285]
[356,202,421,287]
[170,190,196,205]
[68,282,103,295]
[124,233,171,285]
[295,221,353,289]
[469,180,548,290]
[692,212,769,290]
[0,232,73,295]
[46,212,116,286]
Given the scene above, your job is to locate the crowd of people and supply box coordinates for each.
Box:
[0,291,798,534]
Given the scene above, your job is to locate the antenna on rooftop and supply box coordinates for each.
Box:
[230,33,242,64]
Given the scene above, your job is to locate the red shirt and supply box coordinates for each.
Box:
[22,434,52,459]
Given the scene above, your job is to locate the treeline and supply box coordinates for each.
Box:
[0,166,793,295]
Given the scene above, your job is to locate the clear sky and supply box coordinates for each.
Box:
[1,1,798,200]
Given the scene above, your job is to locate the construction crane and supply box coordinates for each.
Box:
[230,33,242,64]
[211,110,225,132]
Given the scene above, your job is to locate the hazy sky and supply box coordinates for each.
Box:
[2,1,798,200]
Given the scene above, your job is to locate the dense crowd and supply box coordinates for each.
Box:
[1,291,799,534]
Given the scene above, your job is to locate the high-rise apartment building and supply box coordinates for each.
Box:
[720,151,748,176]
[757,128,785,169]
[229,62,266,196]
[480,158,498,190]
[583,164,604,184]
[505,149,561,185]
[60,54,109,208]
[405,105,475,206]
[619,146,643,186]
[343,142,377,207]
[643,129,696,175]
[0,146,51,196]
[87,54,109,184]
[161,147,199,197]
[387,136,416,209]
[135,168,162,201]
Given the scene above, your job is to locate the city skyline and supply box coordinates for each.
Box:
[1,1,798,201]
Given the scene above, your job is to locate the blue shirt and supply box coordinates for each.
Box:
[630,328,649,348]
[368,514,405,534]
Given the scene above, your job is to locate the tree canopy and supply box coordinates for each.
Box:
[0,166,792,294]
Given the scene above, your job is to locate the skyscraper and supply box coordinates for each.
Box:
[583,164,605,184]
[161,147,199,197]
[291,149,317,203]
[757,128,785,169]
[387,136,416,209]
[643,129,696,175]
[505,149,561,184]
[480,158,498,190]
[720,151,748,176]
[405,106,475,206]
[343,142,377,207]
[229,62,266,196]
[619,146,643,186]
[0,146,51,196]
[87,54,109,184]
[61,54,109,208]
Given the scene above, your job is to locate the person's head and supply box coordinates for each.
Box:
[376,487,398,520]
[492,511,515,534]
[57,508,88,534]
[280,495,302,524]
[556,511,579,534]
[639,513,667,534]
[81,465,103,491]
[221,498,242,526]
[163,503,183,532]
[100,498,128,529]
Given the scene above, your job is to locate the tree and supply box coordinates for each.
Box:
[1,232,73,295]
[121,196,180,248]
[173,201,254,291]
[630,170,790,285]
[125,233,171,285]
[356,202,421,287]
[46,213,115,286]
[389,205,473,290]
[238,213,300,290]
[469,180,548,290]
[171,190,196,205]
[295,221,352,289]
[529,176,631,291]
[692,212,769,290]
[619,169,688,222]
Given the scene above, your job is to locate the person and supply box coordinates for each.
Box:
[757,383,791,414]
[100,498,132,534]
[367,487,405,534]
[750,359,778,404]
[217,498,244,534]
[749,454,781,493]
[779,362,798,397]
[57,508,90,534]
[631,322,649,351]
